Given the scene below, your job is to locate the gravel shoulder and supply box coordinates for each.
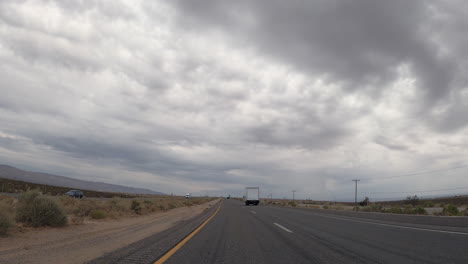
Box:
[0,199,219,264]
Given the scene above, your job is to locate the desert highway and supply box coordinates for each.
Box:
[90,199,468,264]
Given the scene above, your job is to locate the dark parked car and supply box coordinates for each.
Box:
[65,190,84,198]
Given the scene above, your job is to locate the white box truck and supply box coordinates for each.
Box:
[245,187,260,206]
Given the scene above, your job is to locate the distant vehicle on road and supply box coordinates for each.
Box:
[185,193,191,199]
[227,195,231,199]
[65,190,84,198]
[244,187,259,206]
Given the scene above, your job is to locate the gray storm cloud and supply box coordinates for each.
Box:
[1,0,468,200]
[173,0,468,130]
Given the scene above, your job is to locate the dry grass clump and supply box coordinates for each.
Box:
[90,209,107,219]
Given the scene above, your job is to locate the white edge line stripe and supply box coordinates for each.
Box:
[306,212,468,235]
[251,211,256,214]
[274,222,293,233]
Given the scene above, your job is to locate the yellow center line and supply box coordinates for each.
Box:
[153,200,223,264]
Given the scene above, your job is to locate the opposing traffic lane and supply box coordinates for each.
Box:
[165,199,468,264]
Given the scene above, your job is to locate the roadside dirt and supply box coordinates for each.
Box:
[0,199,218,264]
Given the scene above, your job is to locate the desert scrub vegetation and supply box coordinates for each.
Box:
[435,204,463,216]
[90,209,107,219]
[0,196,15,236]
[59,196,216,221]
[443,204,459,216]
[0,191,217,231]
[0,211,14,236]
[16,190,68,227]
[358,204,427,215]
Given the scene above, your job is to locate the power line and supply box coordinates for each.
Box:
[362,186,468,195]
[310,185,468,201]
[360,164,468,181]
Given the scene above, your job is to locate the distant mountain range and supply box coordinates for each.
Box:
[0,164,164,195]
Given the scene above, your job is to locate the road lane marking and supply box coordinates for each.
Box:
[301,211,468,236]
[251,211,256,214]
[274,223,293,233]
[153,200,222,264]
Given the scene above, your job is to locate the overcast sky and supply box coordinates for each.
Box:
[1,0,468,200]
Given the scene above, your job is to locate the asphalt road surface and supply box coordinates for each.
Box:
[163,199,468,264]
[90,199,468,264]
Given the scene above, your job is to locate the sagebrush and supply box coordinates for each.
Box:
[0,211,14,236]
[16,190,67,227]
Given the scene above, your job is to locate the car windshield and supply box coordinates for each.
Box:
[1,1,468,264]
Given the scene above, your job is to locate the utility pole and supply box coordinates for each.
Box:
[292,190,296,202]
[352,179,360,205]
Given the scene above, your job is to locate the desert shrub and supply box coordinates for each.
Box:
[131,200,140,210]
[108,198,127,212]
[422,201,435,208]
[413,206,427,215]
[0,211,14,236]
[402,205,414,214]
[385,206,403,214]
[463,209,468,216]
[442,204,459,216]
[0,197,16,236]
[322,205,329,209]
[109,198,119,207]
[167,203,177,209]
[183,200,193,206]
[0,197,15,213]
[131,200,142,214]
[60,195,79,207]
[288,201,297,207]
[359,197,370,206]
[72,201,96,217]
[361,204,382,212]
[192,198,207,205]
[158,204,167,211]
[404,195,420,206]
[383,206,426,215]
[90,209,107,219]
[16,190,67,227]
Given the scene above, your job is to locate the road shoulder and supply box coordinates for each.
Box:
[0,199,219,264]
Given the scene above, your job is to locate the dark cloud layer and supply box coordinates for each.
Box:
[1,0,468,199]
[173,0,468,131]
